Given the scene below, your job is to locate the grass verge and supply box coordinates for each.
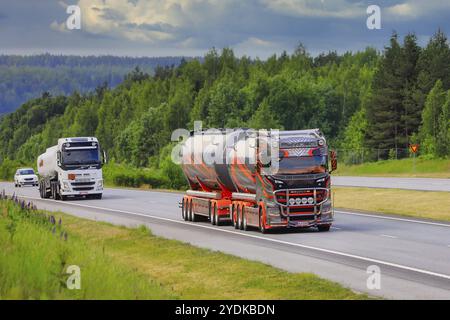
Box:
[0,198,367,300]
[334,187,450,221]
[335,158,450,178]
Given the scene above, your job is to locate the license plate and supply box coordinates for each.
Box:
[294,221,310,227]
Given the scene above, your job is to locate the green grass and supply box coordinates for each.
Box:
[334,187,450,221]
[335,158,450,178]
[0,199,368,300]
[0,200,175,299]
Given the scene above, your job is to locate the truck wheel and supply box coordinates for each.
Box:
[210,203,216,225]
[182,199,188,221]
[237,206,244,230]
[242,208,248,231]
[189,201,197,222]
[234,205,240,229]
[259,207,267,234]
[215,205,222,226]
[232,205,238,229]
[188,200,193,221]
[318,224,331,232]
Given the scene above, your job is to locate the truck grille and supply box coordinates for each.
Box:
[289,214,315,221]
[71,181,95,186]
[72,187,95,191]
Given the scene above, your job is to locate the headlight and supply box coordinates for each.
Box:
[301,198,308,204]
[295,198,302,205]
[63,181,70,190]
[307,197,314,204]
[289,198,296,206]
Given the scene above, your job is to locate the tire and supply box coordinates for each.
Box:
[187,200,192,221]
[215,204,222,226]
[242,207,248,231]
[238,206,244,230]
[210,203,216,225]
[259,207,267,234]
[189,201,198,222]
[235,205,241,229]
[318,224,331,232]
[232,205,239,229]
[182,199,188,221]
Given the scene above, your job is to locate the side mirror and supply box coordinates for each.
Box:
[103,150,107,164]
[56,151,62,166]
[330,150,337,172]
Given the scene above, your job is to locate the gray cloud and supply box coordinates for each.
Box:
[0,0,449,58]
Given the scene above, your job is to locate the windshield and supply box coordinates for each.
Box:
[18,169,34,175]
[62,149,100,165]
[277,155,327,174]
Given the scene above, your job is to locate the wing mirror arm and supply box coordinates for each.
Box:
[329,150,337,173]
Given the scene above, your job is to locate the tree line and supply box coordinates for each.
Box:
[0,54,188,114]
[0,30,448,179]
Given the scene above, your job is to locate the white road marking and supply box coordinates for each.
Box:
[336,210,450,228]
[380,234,398,239]
[15,194,450,281]
[331,227,341,230]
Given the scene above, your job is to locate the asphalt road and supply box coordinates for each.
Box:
[3,182,450,300]
[332,176,450,192]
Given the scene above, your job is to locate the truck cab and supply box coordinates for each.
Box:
[38,137,105,200]
[260,130,336,231]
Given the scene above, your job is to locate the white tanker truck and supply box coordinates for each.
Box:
[37,137,105,200]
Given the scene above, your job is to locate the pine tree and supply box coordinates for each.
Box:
[436,91,450,157]
[400,34,421,145]
[366,33,404,159]
[414,29,450,117]
[419,80,446,156]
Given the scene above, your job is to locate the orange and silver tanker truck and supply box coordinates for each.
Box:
[180,128,337,233]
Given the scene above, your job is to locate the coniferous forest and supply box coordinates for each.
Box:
[0,31,449,187]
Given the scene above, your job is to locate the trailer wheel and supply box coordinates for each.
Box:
[259,206,267,234]
[236,205,242,230]
[232,205,239,229]
[215,204,222,226]
[182,199,188,221]
[210,203,216,225]
[188,200,194,221]
[242,207,248,231]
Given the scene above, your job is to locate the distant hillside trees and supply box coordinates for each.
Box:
[0,54,189,114]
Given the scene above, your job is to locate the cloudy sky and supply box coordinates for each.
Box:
[1,0,450,58]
